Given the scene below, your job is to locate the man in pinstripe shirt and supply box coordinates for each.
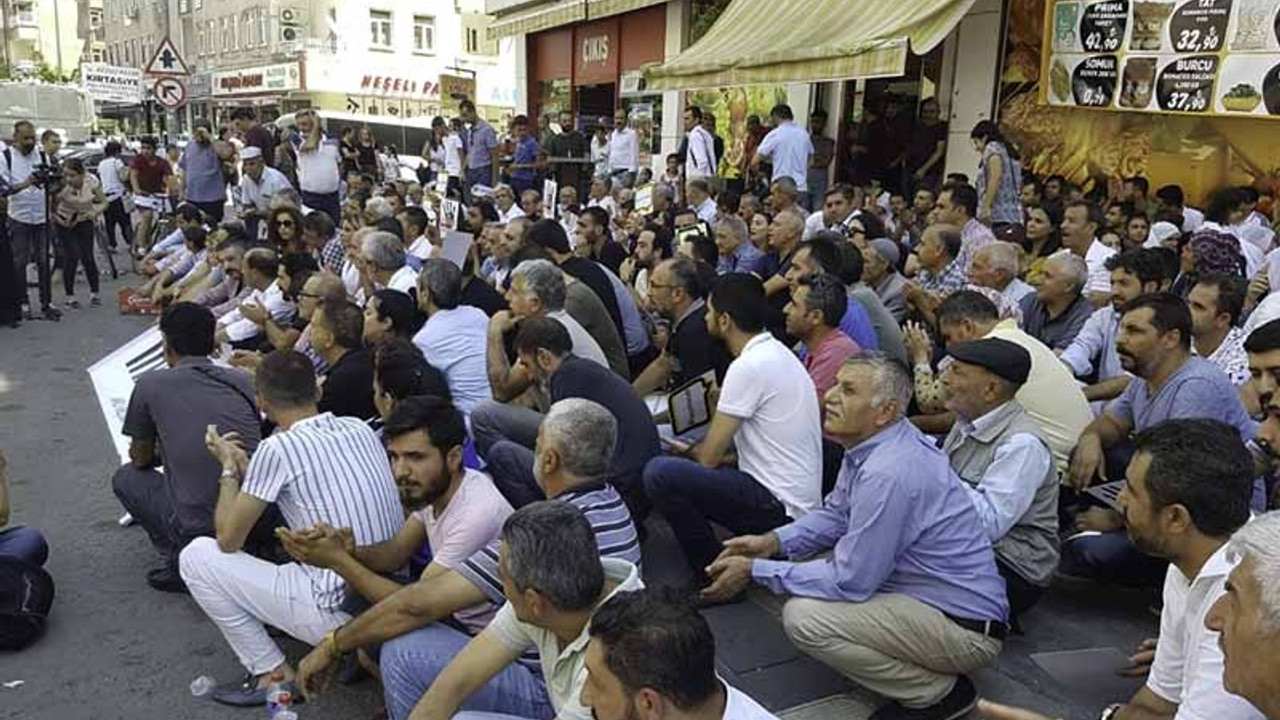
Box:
[180,350,404,707]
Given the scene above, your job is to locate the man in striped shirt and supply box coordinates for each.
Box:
[295,398,641,717]
[181,350,404,708]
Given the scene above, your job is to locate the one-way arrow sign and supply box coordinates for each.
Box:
[144,37,189,77]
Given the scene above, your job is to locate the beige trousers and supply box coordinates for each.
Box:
[782,593,1003,708]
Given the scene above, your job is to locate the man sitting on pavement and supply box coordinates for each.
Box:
[1187,274,1253,406]
[715,215,766,276]
[388,501,642,720]
[182,350,404,707]
[478,317,659,515]
[413,258,493,420]
[1060,248,1169,403]
[311,298,379,421]
[295,399,641,718]
[581,588,781,720]
[216,248,295,349]
[356,231,419,304]
[701,352,1008,720]
[941,338,1058,619]
[114,303,265,593]
[280,396,511,607]
[784,233,880,353]
[1103,419,1263,720]
[1018,251,1094,352]
[643,274,821,589]
[970,242,1035,305]
[784,271,861,410]
[1065,293,1258,587]
[632,256,731,396]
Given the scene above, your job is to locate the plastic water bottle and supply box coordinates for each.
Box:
[189,675,216,697]
[274,691,298,720]
[264,670,288,717]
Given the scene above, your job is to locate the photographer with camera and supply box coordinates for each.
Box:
[0,121,59,321]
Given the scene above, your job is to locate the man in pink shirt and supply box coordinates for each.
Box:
[785,271,861,420]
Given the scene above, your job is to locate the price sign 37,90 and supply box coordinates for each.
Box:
[1165,90,1209,112]
[1156,55,1219,114]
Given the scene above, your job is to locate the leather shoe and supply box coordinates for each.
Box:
[146,565,188,594]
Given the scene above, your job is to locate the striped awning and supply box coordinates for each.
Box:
[585,0,668,21]
[643,0,978,91]
[488,0,586,41]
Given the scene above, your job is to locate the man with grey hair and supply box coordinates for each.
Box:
[357,230,418,303]
[703,352,1009,720]
[715,214,765,275]
[862,237,908,322]
[763,209,807,300]
[362,196,396,225]
[1019,251,1093,351]
[1207,511,1280,720]
[390,500,642,720]
[686,178,717,228]
[305,397,640,719]
[414,258,492,418]
[486,258,608,402]
[970,242,1034,304]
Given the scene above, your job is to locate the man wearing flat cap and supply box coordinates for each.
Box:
[237,146,295,239]
[942,338,1058,619]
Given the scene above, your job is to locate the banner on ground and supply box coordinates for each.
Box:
[88,326,164,464]
[1042,0,1280,118]
[81,63,144,104]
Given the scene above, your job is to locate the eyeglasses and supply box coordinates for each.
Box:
[297,291,321,299]
[277,220,295,228]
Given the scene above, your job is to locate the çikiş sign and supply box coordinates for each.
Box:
[211,63,301,96]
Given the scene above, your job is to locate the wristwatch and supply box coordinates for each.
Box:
[1100,703,1123,720]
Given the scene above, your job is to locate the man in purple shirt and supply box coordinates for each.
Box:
[703,353,1008,720]
[507,115,539,197]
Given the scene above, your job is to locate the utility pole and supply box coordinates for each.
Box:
[53,0,64,77]
[1,0,12,75]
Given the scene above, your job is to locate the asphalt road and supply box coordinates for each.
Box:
[0,271,381,720]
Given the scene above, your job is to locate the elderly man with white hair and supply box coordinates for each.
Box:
[970,242,1034,304]
[355,230,417,304]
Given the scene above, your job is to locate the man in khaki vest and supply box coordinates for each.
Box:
[941,338,1059,620]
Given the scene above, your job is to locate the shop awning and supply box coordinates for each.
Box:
[488,0,586,41]
[585,0,668,21]
[642,0,978,91]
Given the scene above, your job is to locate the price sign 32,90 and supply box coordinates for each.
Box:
[1168,0,1232,54]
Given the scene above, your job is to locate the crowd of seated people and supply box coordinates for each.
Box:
[72,104,1280,720]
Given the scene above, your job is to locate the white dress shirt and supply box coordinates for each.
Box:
[387,265,418,294]
[1084,239,1118,295]
[499,203,526,224]
[1147,543,1264,720]
[295,137,342,194]
[607,128,639,173]
[98,156,129,201]
[685,125,718,179]
[407,235,433,260]
[218,279,295,342]
[755,121,813,191]
[238,167,294,214]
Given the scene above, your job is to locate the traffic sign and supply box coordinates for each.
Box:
[153,77,188,109]
[144,37,190,77]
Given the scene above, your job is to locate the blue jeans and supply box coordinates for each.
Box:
[381,622,555,720]
[643,457,790,578]
[0,526,48,566]
[466,166,494,203]
[1059,531,1167,587]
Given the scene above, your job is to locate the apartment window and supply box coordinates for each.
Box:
[221,17,230,52]
[193,0,202,10]
[257,8,268,46]
[92,49,105,63]
[241,11,253,49]
[465,28,480,54]
[369,10,392,49]
[89,8,102,29]
[413,15,434,54]
[197,23,206,55]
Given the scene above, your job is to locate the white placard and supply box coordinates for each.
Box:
[81,64,144,104]
[441,199,461,232]
[542,178,558,219]
[88,326,164,463]
[441,231,475,270]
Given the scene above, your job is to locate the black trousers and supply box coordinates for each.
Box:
[998,560,1046,619]
[103,198,133,248]
[58,221,98,296]
[191,200,225,223]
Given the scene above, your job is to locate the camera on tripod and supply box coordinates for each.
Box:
[29,162,63,187]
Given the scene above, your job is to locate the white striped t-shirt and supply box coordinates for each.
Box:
[242,412,404,610]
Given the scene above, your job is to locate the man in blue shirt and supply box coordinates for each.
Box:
[180,118,229,222]
[714,215,766,275]
[507,115,539,198]
[1064,293,1259,586]
[703,352,1008,720]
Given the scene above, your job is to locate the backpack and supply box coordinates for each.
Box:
[0,557,55,651]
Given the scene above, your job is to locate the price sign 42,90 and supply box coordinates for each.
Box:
[1085,30,1123,52]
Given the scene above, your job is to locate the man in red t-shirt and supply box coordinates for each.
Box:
[129,136,172,251]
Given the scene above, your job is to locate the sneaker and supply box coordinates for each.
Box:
[146,565,188,594]
[90,295,102,307]
[869,676,977,720]
[65,298,80,310]
[39,306,62,322]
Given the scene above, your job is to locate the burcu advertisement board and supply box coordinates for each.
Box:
[1042,0,1280,118]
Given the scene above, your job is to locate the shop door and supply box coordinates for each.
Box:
[576,84,616,127]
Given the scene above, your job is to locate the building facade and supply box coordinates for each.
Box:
[101,0,517,133]
[0,0,101,77]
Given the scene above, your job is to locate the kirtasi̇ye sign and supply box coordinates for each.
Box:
[1042,0,1280,117]
[211,62,302,97]
[81,63,144,104]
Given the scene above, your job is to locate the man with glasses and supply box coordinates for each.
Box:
[632,256,730,396]
[1,121,57,320]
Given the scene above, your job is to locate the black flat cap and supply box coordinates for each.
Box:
[947,338,1032,385]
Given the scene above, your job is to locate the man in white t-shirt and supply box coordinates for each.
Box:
[644,273,822,589]
[1096,420,1263,720]
[278,396,512,607]
[582,588,781,720]
[752,104,813,193]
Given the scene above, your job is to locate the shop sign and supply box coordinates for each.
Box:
[1042,0,1280,117]
[187,72,212,99]
[573,22,618,85]
[360,75,441,98]
[212,63,301,97]
[81,63,143,104]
